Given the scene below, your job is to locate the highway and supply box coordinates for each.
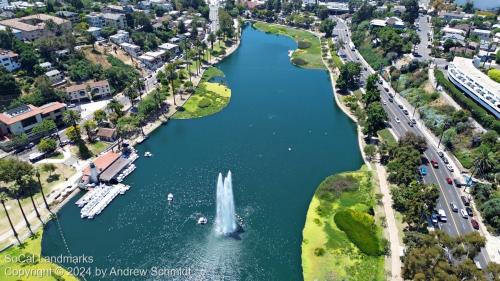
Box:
[332,18,490,268]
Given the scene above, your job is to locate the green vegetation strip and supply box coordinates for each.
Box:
[0,230,78,281]
[174,67,231,119]
[301,167,384,281]
[377,128,397,146]
[253,22,325,69]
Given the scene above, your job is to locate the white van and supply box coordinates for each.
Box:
[438,209,447,222]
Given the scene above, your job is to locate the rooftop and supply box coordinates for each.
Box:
[0,102,66,125]
[0,14,69,32]
[83,150,121,177]
[65,80,110,93]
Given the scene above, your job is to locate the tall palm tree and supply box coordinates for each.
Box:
[106,99,124,118]
[208,32,216,59]
[10,184,33,236]
[0,191,19,242]
[472,146,496,177]
[21,175,41,222]
[35,169,50,212]
[165,64,178,106]
[63,109,81,128]
[82,119,97,142]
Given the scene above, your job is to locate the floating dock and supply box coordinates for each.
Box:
[78,184,130,219]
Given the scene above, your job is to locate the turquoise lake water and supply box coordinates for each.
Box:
[42,24,362,281]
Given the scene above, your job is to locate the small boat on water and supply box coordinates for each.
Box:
[197,217,208,225]
[144,151,153,157]
[167,193,174,201]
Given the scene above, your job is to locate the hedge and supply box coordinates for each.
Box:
[334,209,383,256]
[488,69,500,83]
[435,69,500,133]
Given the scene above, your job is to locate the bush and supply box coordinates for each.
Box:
[198,98,212,108]
[37,138,57,153]
[297,40,311,49]
[314,247,325,256]
[316,174,360,202]
[488,68,500,83]
[334,209,383,256]
[435,70,500,133]
[291,57,307,66]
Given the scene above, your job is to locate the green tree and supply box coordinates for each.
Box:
[106,99,124,118]
[31,119,56,137]
[63,109,81,127]
[363,102,388,136]
[0,70,21,97]
[82,119,97,142]
[0,191,19,242]
[165,63,178,106]
[402,0,419,24]
[93,109,107,125]
[65,125,82,143]
[472,145,496,177]
[37,138,57,153]
[319,19,336,37]
[363,144,377,161]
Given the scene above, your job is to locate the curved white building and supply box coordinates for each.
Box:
[447,57,500,119]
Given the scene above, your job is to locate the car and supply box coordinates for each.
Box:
[438,151,444,158]
[438,209,447,222]
[68,103,76,108]
[384,87,389,92]
[446,177,452,184]
[450,202,458,212]
[466,207,473,217]
[24,142,35,150]
[383,101,387,105]
[461,195,470,206]
[403,109,409,115]
[388,97,393,102]
[408,121,414,127]
[446,164,454,172]
[398,104,404,109]
[420,166,427,176]
[431,160,438,168]
[453,178,462,187]
[59,140,70,147]
[363,67,367,71]
[443,157,449,164]
[460,209,468,219]
[411,119,416,125]
[471,218,479,230]
[378,80,383,85]
[395,117,400,123]
[431,213,438,224]
[388,93,394,98]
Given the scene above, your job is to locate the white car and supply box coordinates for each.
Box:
[383,101,387,105]
[460,209,468,219]
[446,164,454,172]
[395,117,400,123]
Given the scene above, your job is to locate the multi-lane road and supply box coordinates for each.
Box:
[332,18,490,268]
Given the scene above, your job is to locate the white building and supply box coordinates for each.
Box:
[86,12,104,27]
[0,49,20,72]
[38,62,53,71]
[447,57,500,119]
[158,43,180,55]
[120,42,141,57]
[65,80,112,102]
[0,0,9,9]
[109,30,129,44]
[45,69,65,85]
[442,26,466,36]
[0,102,66,137]
[86,13,126,29]
[139,50,166,69]
[472,29,491,42]
[209,0,219,32]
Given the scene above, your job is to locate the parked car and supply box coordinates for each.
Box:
[443,157,449,164]
[453,178,462,187]
[461,195,470,206]
[450,202,458,212]
[431,160,438,168]
[446,177,452,185]
[438,151,444,158]
[384,87,389,92]
[446,164,454,172]
[466,207,473,217]
[471,218,479,230]
[388,97,394,102]
[438,209,447,222]
[383,101,387,105]
[395,117,400,123]
[411,119,416,125]
[398,104,403,109]
[420,166,427,176]
[460,209,468,219]
[408,121,414,127]
[403,109,409,115]
[431,213,439,224]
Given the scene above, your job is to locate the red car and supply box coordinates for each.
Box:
[471,218,479,230]
[431,160,438,168]
[446,177,453,185]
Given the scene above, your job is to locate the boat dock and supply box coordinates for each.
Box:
[78,184,130,219]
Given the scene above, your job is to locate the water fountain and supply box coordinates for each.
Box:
[215,171,238,235]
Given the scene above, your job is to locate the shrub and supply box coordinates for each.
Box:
[316,174,360,202]
[291,57,307,66]
[488,69,500,83]
[334,209,383,256]
[198,98,212,108]
[297,40,311,49]
[314,247,325,256]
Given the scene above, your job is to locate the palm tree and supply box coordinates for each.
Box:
[0,191,19,242]
[82,119,97,142]
[472,146,496,177]
[63,109,81,128]
[106,99,124,118]
[124,85,139,108]
[35,169,50,212]
[10,184,33,236]
[21,175,41,222]
[165,64,178,106]
[208,32,216,58]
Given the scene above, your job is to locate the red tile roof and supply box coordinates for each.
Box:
[0,102,66,125]
[83,150,120,176]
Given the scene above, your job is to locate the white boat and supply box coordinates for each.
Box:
[197,217,208,224]
[144,151,152,157]
[167,193,173,201]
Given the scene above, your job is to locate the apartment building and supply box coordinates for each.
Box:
[0,49,21,72]
[0,14,71,41]
[65,80,112,102]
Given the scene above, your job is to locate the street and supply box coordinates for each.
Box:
[333,18,490,268]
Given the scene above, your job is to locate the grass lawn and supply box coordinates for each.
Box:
[358,39,389,71]
[301,167,385,281]
[0,230,78,281]
[253,22,325,69]
[173,82,231,119]
[377,128,397,146]
[71,141,110,158]
[201,67,225,82]
[46,152,64,160]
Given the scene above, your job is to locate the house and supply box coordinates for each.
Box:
[441,12,473,22]
[0,102,66,138]
[65,80,112,102]
[86,12,104,27]
[120,42,141,57]
[103,13,126,29]
[55,11,80,23]
[472,29,491,42]
[150,0,173,10]
[45,69,65,85]
[87,27,102,38]
[370,17,405,29]
[0,14,71,41]
[158,43,180,55]
[442,26,466,37]
[109,30,130,44]
[0,0,9,9]
[96,127,117,142]
[38,62,53,71]
[104,4,133,14]
[137,0,151,10]
[441,33,466,45]
[139,50,166,69]
[0,49,21,72]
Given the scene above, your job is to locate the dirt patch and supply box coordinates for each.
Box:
[82,46,112,69]
[423,80,435,94]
